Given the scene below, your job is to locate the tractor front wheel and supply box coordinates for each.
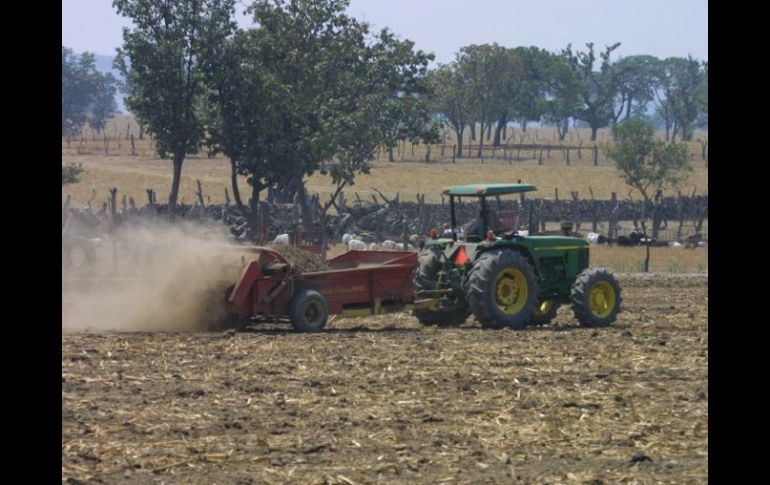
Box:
[570,268,622,327]
[466,249,538,330]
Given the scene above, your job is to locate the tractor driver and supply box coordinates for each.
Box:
[467,207,498,240]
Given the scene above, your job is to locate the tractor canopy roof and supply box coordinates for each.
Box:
[442,183,538,197]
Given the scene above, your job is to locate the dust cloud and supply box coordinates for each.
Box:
[62,221,253,332]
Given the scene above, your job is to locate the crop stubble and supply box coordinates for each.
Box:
[62,274,707,484]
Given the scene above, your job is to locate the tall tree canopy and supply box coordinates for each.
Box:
[560,42,621,141]
[114,0,237,213]
[215,0,436,220]
[62,47,118,137]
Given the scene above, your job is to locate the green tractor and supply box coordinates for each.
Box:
[413,183,621,329]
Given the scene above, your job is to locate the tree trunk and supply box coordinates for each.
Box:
[168,153,184,215]
[485,122,492,141]
[388,146,394,162]
[470,123,476,141]
[521,120,528,132]
[455,128,464,157]
[477,120,485,159]
[231,159,245,211]
[294,176,313,226]
[493,116,506,147]
[590,125,598,141]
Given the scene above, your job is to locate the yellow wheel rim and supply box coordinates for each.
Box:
[533,300,553,316]
[494,268,528,315]
[589,281,616,318]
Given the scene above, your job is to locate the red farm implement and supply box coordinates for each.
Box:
[224,248,418,332]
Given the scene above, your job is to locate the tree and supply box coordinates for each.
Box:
[88,72,118,134]
[542,52,581,141]
[608,118,690,272]
[652,56,706,141]
[238,0,435,219]
[427,64,474,157]
[500,46,552,144]
[114,0,237,214]
[62,47,107,137]
[611,55,658,127]
[456,43,510,157]
[561,42,621,141]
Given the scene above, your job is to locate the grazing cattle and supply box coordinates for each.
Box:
[670,241,683,249]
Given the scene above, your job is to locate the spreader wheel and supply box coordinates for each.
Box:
[527,299,559,326]
[465,249,538,330]
[290,289,329,332]
[570,268,622,327]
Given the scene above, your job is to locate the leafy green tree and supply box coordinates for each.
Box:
[611,55,659,126]
[114,0,237,213]
[561,42,621,141]
[235,0,435,220]
[457,43,510,157]
[62,47,102,137]
[542,53,581,140]
[652,56,706,141]
[500,46,552,143]
[608,118,690,271]
[88,72,118,134]
[427,64,474,157]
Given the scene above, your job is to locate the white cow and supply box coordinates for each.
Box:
[670,241,683,249]
[382,240,398,250]
[586,232,600,244]
[272,233,290,245]
[348,239,367,251]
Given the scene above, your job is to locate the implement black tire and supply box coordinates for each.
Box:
[466,249,538,330]
[527,299,559,327]
[290,289,328,332]
[570,268,622,327]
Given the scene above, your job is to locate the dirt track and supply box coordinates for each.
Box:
[62,274,707,484]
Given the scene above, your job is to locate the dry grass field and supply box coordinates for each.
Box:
[62,116,708,206]
[62,274,708,484]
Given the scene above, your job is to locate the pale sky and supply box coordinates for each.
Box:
[62,0,708,63]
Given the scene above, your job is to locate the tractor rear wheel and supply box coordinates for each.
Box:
[413,247,442,290]
[290,289,329,332]
[413,309,469,327]
[412,247,469,326]
[527,299,559,326]
[570,268,622,327]
[466,249,538,329]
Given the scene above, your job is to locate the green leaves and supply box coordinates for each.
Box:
[114,0,236,160]
[608,118,691,199]
[62,163,84,186]
[203,0,435,205]
[62,47,118,137]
